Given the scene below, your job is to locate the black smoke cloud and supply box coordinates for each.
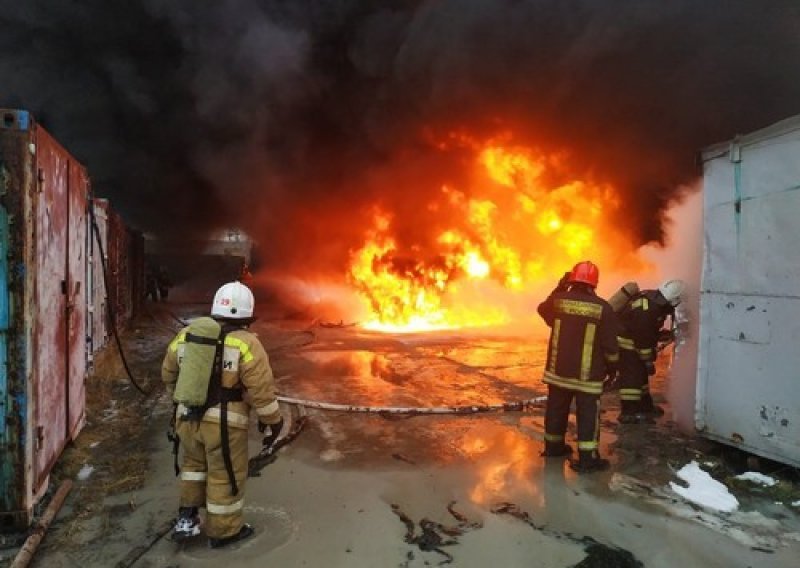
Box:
[2,0,800,270]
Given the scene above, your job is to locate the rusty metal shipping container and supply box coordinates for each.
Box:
[88,199,111,357]
[106,207,144,328]
[88,199,144,360]
[698,114,800,467]
[0,109,88,528]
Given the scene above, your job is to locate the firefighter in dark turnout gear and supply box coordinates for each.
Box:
[616,279,686,424]
[538,261,619,473]
[162,281,283,548]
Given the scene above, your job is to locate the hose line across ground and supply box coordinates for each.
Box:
[276,395,548,415]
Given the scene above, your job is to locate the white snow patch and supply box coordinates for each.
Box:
[319,449,344,462]
[89,441,100,448]
[77,464,95,481]
[669,461,739,513]
[792,500,800,507]
[612,473,798,550]
[102,399,119,421]
[735,472,777,486]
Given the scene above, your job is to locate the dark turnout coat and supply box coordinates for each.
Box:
[616,290,674,362]
[537,286,619,395]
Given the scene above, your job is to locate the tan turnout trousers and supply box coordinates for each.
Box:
[177,415,249,539]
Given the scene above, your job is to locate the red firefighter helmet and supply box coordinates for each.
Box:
[568,261,599,288]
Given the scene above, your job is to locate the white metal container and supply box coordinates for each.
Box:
[698,114,800,467]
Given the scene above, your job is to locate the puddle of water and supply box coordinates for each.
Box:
[179,505,295,562]
[294,346,546,409]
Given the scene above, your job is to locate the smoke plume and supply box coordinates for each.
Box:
[2,0,800,274]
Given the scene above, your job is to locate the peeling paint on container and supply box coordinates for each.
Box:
[0,109,89,528]
[698,114,800,468]
[88,199,111,356]
[106,208,144,328]
[87,200,144,356]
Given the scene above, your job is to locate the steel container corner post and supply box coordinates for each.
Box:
[0,147,19,528]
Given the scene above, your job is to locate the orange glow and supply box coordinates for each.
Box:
[348,137,646,332]
[459,428,542,505]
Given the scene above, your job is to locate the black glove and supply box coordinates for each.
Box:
[556,271,571,291]
[260,417,284,449]
[658,329,674,343]
[644,361,656,376]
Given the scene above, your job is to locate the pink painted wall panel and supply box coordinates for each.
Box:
[32,128,69,488]
[30,127,88,489]
[67,163,87,440]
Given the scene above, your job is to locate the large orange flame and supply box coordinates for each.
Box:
[348,136,638,332]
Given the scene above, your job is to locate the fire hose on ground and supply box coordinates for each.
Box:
[247,394,549,476]
[253,347,685,474]
[178,395,553,480]
[255,332,680,469]
[274,394,548,415]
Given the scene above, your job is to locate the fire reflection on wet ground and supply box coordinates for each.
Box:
[255,323,659,566]
[280,334,548,409]
[267,324,573,506]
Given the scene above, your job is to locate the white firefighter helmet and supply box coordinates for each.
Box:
[211,281,254,319]
[658,279,686,307]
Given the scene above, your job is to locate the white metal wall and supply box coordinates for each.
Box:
[89,200,110,359]
[698,117,800,467]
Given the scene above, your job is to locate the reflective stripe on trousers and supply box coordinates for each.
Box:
[176,419,250,539]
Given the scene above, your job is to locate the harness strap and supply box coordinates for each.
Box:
[169,405,180,476]
[220,401,239,496]
[209,324,240,496]
[216,387,244,403]
[185,332,219,346]
[173,435,180,476]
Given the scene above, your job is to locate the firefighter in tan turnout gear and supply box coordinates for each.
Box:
[616,279,686,424]
[538,261,619,473]
[162,281,283,548]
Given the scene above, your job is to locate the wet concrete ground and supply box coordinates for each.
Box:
[21,303,800,568]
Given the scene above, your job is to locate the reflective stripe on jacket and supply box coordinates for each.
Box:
[616,290,673,362]
[537,286,619,394]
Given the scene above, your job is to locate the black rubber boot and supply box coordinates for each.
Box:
[540,442,573,457]
[618,398,656,424]
[569,451,610,474]
[208,523,255,549]
[618,400,639,424]
[639,402,665,417]
[172,507,201,542]
[639,392,664,416]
